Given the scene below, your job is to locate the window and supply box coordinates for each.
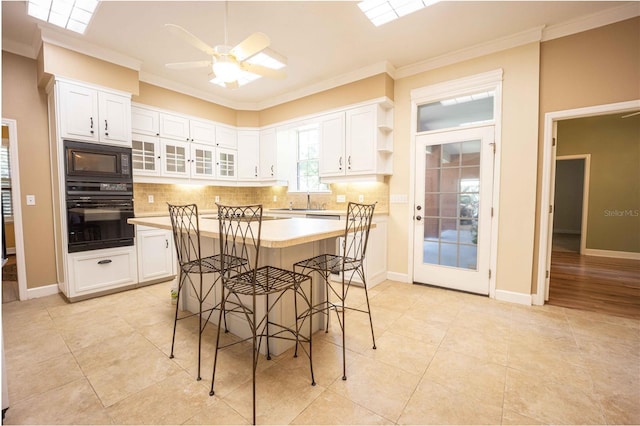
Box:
[1,143,12,219]
[417,90,495,132]
[295,126,328,192]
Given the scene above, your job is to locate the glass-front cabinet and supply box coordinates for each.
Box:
[132,134,161,176]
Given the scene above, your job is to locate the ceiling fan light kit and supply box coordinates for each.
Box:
[164,2,287,89]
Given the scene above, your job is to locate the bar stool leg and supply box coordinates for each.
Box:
[361,268,377,350]
[170,272,185,359]
[341,273,347,381]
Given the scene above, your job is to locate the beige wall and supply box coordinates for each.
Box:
[133,82,237,126]
[2,51,58,289]
[557,114,640,253]
[41,43,139,94]
[259,73,392,126]
[532,17,640,292]
[390,42,541,296]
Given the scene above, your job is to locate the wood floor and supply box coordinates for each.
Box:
[548,251,640,319]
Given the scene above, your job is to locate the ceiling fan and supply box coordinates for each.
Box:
[164,3,286,89]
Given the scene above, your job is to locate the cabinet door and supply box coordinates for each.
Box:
[319,112,345,177]
[216,148,237,180]
[132,134,161,176]
[346,105,376,175]
[161,139,190,178]
[160,113,190,141]
[67,246,137,297]
[137,227,175,282]
[57,81,99,142]
[131,106,160,136]
[190,143,216,180]
[216,125,237,148]
[98,92,131,145]
[259,128,277,180]
[190,119,216,145]
[237,130,260,180]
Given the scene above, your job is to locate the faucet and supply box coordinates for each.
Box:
[307,193,311,210]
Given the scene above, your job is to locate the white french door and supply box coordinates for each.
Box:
[413,126,495,295]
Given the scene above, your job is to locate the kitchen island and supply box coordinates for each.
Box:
[128,214,360,355]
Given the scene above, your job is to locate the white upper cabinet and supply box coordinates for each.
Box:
[237,130,260,181]
[159,113,190,141]
[57,80,131,146]
[259,128,277,181]
[131,106,160,136]
[215,125,238,149]
[190,143,217,180]
[215,148,237,180]
[318,112,346,177]
[161,139,190,178]
[189,119,216,145]
[319,100,393,181]
[132,133,161,177]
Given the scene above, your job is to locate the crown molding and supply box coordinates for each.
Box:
[395,26,544,80]
[39,26,142,71]
[141,61,395,111]
[138,71,248,110]
[253,61,396,110]
[542,2,640,42]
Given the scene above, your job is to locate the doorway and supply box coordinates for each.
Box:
[413,126,495,295]
[552,156,589,254]
[537,100,640,314]
[1,119,26,302]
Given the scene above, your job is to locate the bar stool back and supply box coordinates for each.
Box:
[209,204,315,425]
[167,203,229,381]
[294,201,377,380]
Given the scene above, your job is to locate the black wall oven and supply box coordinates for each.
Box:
[64,141,135,253]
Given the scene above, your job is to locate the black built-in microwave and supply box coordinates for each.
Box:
[65,140,131,181]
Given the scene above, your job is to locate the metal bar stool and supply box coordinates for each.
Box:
[294,201,377,380]
[209,204,315,425]
[167,203,246,381]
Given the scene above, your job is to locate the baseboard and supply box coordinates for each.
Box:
[27,284,60,299]
[583,248,640,260]
[386,271,410,283]
[495,289,532,306]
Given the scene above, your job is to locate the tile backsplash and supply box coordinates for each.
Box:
[133,180,389,215]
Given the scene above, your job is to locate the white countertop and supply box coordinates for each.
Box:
[128,215,360,249]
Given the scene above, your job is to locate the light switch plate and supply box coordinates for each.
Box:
[336,195,346,203]
[215,196,220,203]
[148,195,154,203]
[26,195,36,205]
[358,194,364,202]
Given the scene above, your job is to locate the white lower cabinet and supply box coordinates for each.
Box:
[136,226,176,283]
[67,246,138,298]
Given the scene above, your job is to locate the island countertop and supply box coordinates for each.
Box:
[128,215,367,249]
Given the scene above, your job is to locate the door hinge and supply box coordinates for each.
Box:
[546,270,550,279]
[552,137,556,146]
[549,205,553,214]
[488,269,492,279]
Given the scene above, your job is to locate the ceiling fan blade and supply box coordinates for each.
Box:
[165,24,216,57]
[621,111,640,119]
[231,32,270,62]
[241,62,286,79]
[225,81,239,89]
[165,60,212,70]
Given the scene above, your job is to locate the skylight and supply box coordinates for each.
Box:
[358,0,440,27]
[27,0,98,34]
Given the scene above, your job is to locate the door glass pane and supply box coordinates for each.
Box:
[417,91,494,132]
[422,139,482,270]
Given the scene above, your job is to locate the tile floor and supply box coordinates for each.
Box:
[2,280,639,425]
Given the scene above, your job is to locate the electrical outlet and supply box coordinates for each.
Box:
[358,194,364,202]
[148,195,154,203]
[336,195,346,203]
[26,195,36,206]
[273,195,277,202]
[215,196,220,203]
